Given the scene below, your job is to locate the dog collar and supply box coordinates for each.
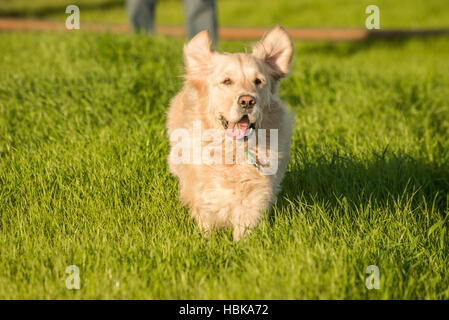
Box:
[244,150,259,169]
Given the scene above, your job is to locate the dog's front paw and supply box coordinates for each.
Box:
[196,217,212,239]
[233,225,252,242]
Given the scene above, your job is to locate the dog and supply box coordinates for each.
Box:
[166,26,294,241]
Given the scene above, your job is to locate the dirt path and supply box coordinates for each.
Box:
[1,18,448,41]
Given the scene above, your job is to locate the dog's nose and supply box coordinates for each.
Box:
[238,95,256,109]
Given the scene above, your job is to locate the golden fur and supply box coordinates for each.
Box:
[166,26,294,241]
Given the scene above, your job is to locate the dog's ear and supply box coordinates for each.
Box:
[252,26,293,79]
[183,30,213,76]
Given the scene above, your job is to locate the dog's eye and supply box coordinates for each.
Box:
[222,78,233,85]
[254,78,263,86]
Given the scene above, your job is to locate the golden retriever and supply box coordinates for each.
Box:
[166,26,294,241]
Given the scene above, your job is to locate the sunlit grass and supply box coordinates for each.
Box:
[0,31,448,299]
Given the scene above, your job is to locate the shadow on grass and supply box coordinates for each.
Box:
[298,36,447,58]
[276,151,449,218]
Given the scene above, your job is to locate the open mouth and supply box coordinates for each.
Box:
[219,115,256,140]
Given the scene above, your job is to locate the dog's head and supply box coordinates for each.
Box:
[183,26,293,139]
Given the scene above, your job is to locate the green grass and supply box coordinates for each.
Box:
[1,0,449,28]
[0,31,449,299]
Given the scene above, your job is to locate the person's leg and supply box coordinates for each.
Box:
[184,0,217,46]
[126,0,157,32]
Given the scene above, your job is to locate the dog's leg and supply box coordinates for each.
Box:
[193,208,213,238]
[231,208,262,242]
[233,225,252,242]
[198,219,212,238]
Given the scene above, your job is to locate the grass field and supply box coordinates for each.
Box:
[1,0,449,28]
[0,30,448,299]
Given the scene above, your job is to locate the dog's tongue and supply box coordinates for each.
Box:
[226,117,249,140]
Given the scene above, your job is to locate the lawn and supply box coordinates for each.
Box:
[0,29,449,299]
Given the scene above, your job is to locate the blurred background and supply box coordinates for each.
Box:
[0,0,448,31]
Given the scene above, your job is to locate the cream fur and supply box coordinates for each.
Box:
[166,26,294,241]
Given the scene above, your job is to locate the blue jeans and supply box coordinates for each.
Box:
[126,0,217,44]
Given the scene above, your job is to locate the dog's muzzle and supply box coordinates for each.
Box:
[219,115,255,140]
